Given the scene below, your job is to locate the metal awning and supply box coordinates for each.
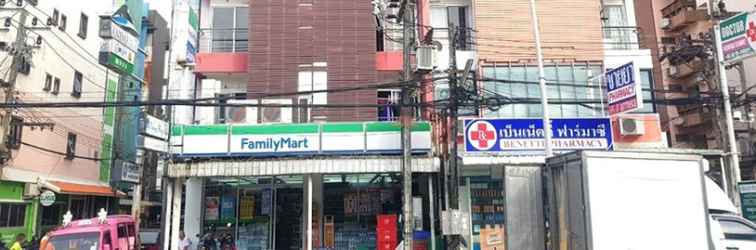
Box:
[167,156,440,177]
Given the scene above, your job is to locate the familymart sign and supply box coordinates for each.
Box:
[171,122,432,157]
[719,11,756,63]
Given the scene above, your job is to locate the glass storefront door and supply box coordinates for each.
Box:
[203,176,304,250]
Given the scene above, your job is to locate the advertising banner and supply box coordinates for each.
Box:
[464,118,613,154]
[221,194,236,220]
[205,196,220,220]
[605,62,642,115]
[719,12,756,63]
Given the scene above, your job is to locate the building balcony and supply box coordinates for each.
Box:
[661,0,708,32]
[195,28,248,75]
[602,26,641,50]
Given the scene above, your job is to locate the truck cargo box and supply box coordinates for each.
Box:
[545,151,713,250]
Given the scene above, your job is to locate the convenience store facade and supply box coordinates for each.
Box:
[163,122,439,250]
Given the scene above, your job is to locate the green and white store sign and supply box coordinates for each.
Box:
[172,122,432,157]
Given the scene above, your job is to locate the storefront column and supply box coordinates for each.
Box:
[303,174,323,250]
[184,177,204,244]
[160,178,173,250]
[170,178,184,250]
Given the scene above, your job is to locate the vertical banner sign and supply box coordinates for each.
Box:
[187,7,199,64]
[719,12,756,64]
[100,74,120,182]
[205,196,220,220]
[464,118,612,154]
[221,194,236,220]
[605,62,643,115]
[739,181,756,222]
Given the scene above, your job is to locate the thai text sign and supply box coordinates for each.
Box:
[720,12,756,63]
[464,118,613,154]
[605,62,642,115]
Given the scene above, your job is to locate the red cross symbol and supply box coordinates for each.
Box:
[470,122,496,149]
[749,21,756,42]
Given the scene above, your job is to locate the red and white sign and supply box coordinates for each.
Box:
[467,120,497,150]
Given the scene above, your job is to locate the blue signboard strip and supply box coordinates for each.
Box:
[464,118,613,153]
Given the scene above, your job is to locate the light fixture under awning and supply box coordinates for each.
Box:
[168,156,440,177]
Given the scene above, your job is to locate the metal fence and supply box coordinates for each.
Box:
[602,26,641,50]
[199,28,249,53]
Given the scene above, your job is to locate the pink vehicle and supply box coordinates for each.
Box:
[44,214,139,250]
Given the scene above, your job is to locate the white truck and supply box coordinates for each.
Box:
[545,150,714,250]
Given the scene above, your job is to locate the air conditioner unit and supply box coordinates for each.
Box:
[660,18,671,30]
[416,45,435,71]
[619,117,645,136]
[23,183,39,198]
[667,66,679,78]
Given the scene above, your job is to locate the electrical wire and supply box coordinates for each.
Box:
[20,141,103,161]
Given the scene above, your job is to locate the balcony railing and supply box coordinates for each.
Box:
[602,26,641,50]
[199,28,249,53]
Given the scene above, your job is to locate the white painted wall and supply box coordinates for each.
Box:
[184,177,204,246]
[0,1,116,183]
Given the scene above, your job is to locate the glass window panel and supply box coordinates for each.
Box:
[213,8,234,28]
[236,7,249,29]
[719,220,756,235]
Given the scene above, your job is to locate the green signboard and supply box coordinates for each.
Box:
[99,74,119,182]
[719,11,756,63]
[739,181,756,222]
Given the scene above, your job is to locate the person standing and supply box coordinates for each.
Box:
[10,234,25,250]
[178,231,191,250]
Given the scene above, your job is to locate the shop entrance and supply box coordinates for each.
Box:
[201,173,437,250]
[202,176,304,250]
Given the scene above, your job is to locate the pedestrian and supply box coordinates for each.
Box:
[10,233,25,250]
[178,231,191,250]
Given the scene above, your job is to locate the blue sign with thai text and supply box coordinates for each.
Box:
[464,118,613,154]
[606,62,642,115]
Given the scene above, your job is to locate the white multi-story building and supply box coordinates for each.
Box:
[0,0,127,238]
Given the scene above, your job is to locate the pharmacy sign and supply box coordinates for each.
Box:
[719,11,756,64]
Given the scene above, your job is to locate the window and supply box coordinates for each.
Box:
[52,9,59,26]
[211,7,249,52]
[72,71,82,98]
[8,116,22,149]
[59,14,67,31]
[635,69,655,113]
[483,64,604,118]
[376,16,384,52]
[718,219,756,240]
[65,132,76,159]
[377,90,400,121]
[52,77,60,95]
[447,6,471,50]
[78,13,88,39]
[0,203,26,228]
[43,73,52,91]
[117,224,127,238]
[102,230,112,249]
[41,203,65,226]
[48,232,100,250]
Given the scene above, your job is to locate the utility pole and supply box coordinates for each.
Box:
[528,0,553,156]
[400,1,415,249]
[447,22,459,217]
[0,7,28,159]
[446,23,464,249]
[709,0,742,209]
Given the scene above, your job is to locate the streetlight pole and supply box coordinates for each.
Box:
[528,0,553,156]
